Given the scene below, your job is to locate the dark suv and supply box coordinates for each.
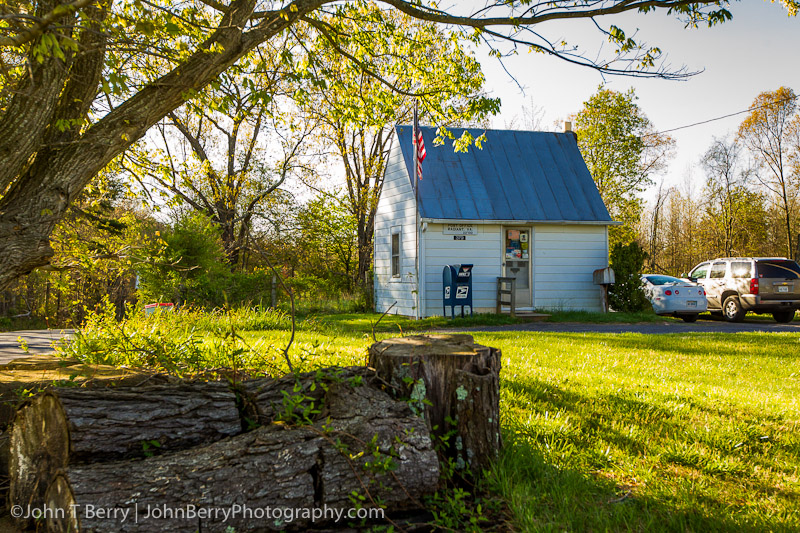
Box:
[688,257,800,323]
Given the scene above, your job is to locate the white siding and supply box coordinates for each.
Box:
[374,135,610,317]
[374,139,418,317]
[422,224,502,316]
[533,225,607,311]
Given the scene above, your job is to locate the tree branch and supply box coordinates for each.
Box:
[0,0,95,47]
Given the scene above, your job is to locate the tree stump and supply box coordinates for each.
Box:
[42,382,439,532]
[369,334,501,475]
[9,381,241,521]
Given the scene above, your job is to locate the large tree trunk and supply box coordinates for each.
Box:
[41,382,438,532]
[8,367,440,530]
[9,382,241,519]
[0,0,323,291]
[369,334,501,476]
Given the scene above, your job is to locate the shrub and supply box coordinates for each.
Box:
[608,241,650,313]
[136,214,274,308]
[57,299,292,375]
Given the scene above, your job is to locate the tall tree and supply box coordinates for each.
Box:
[294,192,359,292]
[643,179,670,271]
[299,1,497,288]
[574,86,675,246]
[0,0,791,290]
[790,110,800,260]
[739,87,800,258]
[659,180,704,276]
[121,50,312,268]
[506,97,547,131]
[701,136,756,257]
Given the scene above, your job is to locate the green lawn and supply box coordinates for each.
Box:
[61,309,800,531]
[232,327,800,531]
[308,308,667,331]
[482,332,799,532]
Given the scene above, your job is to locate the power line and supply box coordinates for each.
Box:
[643,94,798,139]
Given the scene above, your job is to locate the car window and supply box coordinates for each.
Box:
[690,263,709,279]
[756,260,800,279]
[644,275,682,285]
[730,261,752,278]
[709,262,727,279]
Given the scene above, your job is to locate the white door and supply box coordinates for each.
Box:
[503,228,532,308]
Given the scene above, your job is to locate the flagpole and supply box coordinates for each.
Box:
[413,101,420,320]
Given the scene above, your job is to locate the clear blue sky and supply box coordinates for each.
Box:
[475,1,800,194]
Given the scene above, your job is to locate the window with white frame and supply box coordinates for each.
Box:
[391,228,401,278]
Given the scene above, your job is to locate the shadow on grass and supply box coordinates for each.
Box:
[494,436,764,533]
[497,377,800,532]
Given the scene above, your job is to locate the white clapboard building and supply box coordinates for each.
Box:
[374,125,616,318]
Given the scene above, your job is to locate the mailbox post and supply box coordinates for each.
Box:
[593,267,615,313]
[443,264,474,319]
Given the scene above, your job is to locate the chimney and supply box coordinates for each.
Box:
[564,120,577,142]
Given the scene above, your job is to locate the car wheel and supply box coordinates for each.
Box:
[679,314,699,323]
[773,311,795,323]
[723,296,745,322]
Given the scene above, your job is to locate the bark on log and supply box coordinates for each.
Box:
[238,367,362,426]
[9,381,240,521]
[43,382,439,532]
[368,334,501,475]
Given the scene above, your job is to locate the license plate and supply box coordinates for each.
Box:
[687,301,697,307]
[778,286,789,293]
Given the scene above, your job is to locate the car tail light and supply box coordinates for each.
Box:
[665,290,672,296]
[750,278,759,295]
[675,289,679,295]
[698,289,703,295]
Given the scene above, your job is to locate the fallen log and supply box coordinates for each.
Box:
[238,367,362,426]
[369,334,502,475]
[9,381,241,521]
[43,382,439,532]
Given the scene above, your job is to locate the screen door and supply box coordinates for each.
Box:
[503,228,531,308]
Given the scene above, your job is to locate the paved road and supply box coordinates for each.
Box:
[0,329,74,364]
[439,318,800,334]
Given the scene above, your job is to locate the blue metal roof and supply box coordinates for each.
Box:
[395,125,612,222]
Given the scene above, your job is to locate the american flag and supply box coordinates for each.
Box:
[413,107,426,180]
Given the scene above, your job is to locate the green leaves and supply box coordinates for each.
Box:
[607,25,637,53]
[575,85,674,247]
[301,0,496,130]
[608,242,650,313]
[134,19,156,37]
[32,33,66,62]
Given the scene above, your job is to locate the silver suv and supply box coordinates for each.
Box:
[688,257,800,323]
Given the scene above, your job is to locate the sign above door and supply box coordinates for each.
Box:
[443,224,478,235]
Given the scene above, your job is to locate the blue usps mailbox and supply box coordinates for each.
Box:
[442,264,474,319]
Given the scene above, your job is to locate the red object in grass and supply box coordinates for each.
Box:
[144,303,174,316]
